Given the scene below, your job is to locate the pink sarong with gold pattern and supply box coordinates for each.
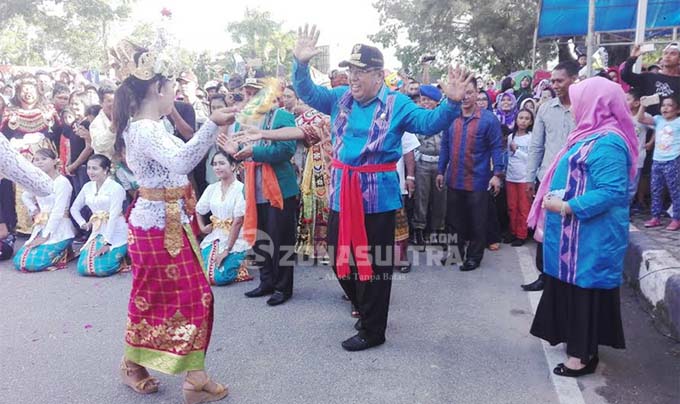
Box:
[124,224,213,375]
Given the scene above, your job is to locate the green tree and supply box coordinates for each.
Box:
[371,0,553,77]
[0,0,132,69]
[226,8,295,76]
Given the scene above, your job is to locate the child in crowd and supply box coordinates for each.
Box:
[638,95,680,231]
[505,109,534,246]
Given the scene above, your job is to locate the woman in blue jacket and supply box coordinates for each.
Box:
[527,77,639,377]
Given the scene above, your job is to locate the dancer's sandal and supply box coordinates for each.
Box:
[183,376,229,404]
[120,358,159,394]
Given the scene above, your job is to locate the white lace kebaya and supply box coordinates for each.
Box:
[21,175,76,244]
[0,134,53,197]
[123,119,219,230]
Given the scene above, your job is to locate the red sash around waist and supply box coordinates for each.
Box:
[331,159,397,281]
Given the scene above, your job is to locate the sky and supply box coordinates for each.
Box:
[113,0,401,69]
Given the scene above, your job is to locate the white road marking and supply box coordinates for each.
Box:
[516,246,588,404]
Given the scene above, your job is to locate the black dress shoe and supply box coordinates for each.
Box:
[341,334,385,352]
[398,263,412,273]
[441,254,450,265]
[521,275,545,291]
[266,291,290,306]
[511,238,525,247]
[459,259,480,271]
[244,286,274,298]
[354,319,363,331]
[553,356,599,378]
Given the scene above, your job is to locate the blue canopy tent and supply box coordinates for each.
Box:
[538,0,680,38]
[531,0,679,71]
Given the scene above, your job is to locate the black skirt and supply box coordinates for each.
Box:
[530,275,626,364]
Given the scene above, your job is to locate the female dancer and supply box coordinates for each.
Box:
[70,154,128,276]
[0,134,54,260]
[196,151,252,285]
[111,41,236,403]
[13,148,75,272]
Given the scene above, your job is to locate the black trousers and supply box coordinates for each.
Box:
[486,188,509,244]
[327,210,395,341]
[447,189,489,263]
[253,197,297,296]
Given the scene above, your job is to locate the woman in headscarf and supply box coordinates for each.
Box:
[495,92,519,130]
[519,98,537,115]
[528,77,638,377]
[476,90,493,111]
[499,76,514,94]
[515,74,533,105]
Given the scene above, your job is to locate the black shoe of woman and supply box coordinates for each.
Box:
[553,356,599,378]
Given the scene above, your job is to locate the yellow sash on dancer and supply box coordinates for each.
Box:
[139,185,196,257]
[88,211,110,233]
[32,210,70,227]
[210,216,233,233]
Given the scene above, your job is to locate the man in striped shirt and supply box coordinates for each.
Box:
[437,77,504,272]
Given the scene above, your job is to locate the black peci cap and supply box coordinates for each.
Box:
[339,44,384,69]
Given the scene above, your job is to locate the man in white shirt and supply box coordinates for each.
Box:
[177,70,209,128]
[395,132,420,273]
[90,87,116,159]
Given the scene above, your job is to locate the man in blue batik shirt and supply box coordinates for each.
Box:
[292,24,472,351]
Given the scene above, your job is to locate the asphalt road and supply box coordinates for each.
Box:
[0,241,677,404]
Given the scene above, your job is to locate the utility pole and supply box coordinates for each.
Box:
[634,0,648,73]
[585,0,596,77]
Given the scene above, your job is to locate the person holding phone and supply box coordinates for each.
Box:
[621,42,680,116]
[437,77,504,272]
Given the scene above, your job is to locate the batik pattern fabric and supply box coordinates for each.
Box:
[13,238,73,272]
[195,180,251,286]
[295,110,332,259]
[394,205,409,242]
[71,178,129,276]
[13,175,76,272]
[201,243,250,285]
[76,234,128,277]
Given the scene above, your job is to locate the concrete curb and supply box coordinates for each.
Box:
[624,225,680,339]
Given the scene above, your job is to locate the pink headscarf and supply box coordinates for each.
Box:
[527,77,639,239]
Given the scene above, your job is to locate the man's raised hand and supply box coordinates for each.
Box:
[294,24,322,64]
[442,65,474,103]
